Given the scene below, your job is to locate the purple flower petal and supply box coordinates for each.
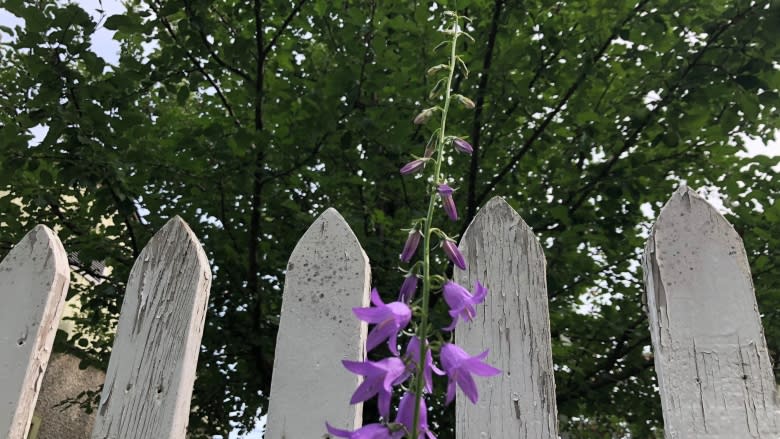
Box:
[366,320,398,353]
[452,138,473,154]
[404,337,444,393]
[466,360,502,377]
[326,422,353,438]
[353,306,388,323]
[370,288,385,306]
[398,275,418,303]
[341,357,407,419]
[353,289,411,354]
[440,343,500,405]
[400,158,427,175]
[349,378,380,405]
[326,422,399,439]
[441,240,466,270]
[342,359,377,375]
[400,230,422,262]
[396,392,436,439]
[445,379,456,405]
[441,318,458,332]
[457,372,480,404]
[441,281,487,331]
[437,184,458,221]
[472,282,488,303]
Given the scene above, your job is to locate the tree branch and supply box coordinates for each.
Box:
[183,0,256,85]
[475,0,651,207]
[465,0,504,223]
[150,0,242,127]
[260,134,329,185]
[104,181,140,258]
[564,2,760,216]
[263,0,308,58]
[247,0,264,300]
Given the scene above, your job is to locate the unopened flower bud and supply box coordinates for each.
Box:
[424,137,436,158]
[413,108,433,125]
[455,94,475,109]
[400,229,422,262]
[438,183,458,221]
[398,274,418,303]
[452,138,473,154]
[427,64,448,76]
[442,239,466,270]
[400,158,427,175]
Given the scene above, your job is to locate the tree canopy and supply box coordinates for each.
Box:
[1,0,779,436]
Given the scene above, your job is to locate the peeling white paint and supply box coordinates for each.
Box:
[643,186,780,438]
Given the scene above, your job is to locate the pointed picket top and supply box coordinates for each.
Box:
[91,216,211,439]
[454,196,558,439]
[0,225,70,439]
[643,186,780,437]
[265,208,370,438]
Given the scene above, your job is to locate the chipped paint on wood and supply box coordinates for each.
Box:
[90,217,211,439]
[0,225,70,439]
[643,186,780,438]
[455,197,559,439]
[265,208,370,438]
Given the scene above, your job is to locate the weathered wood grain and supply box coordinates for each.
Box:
[0,225,70,439]
[643,186,780,438]
[91,217,211,439]
[455,196,559,439]
[265,208,370,438]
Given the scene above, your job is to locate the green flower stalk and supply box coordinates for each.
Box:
[410,11,485,439]
[326,10,499,439]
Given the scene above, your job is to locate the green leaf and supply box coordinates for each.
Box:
[103,14,136,31]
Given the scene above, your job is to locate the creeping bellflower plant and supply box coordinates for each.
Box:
[327,11,500,438]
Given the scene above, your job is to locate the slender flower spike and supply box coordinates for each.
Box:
[400,230,422,262]
[326,422,403,439]
[437,184,458,221]
[396,392,436,439]
[441,239,466,270]
[353,289,411,355]
[442,281,488,331]
[400,159,427,175]
[342,357,408,419]
[398,274,418,303]
[440,343,501,405]
[404,337,445,393]
[452,138,473,154]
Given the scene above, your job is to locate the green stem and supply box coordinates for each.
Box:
[410,15,460,439]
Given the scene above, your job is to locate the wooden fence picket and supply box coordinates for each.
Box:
[0,225,70,439]
[455,197,559,438]
[90,217,211,439]
[642,186,780,438]
[265,208,370,438]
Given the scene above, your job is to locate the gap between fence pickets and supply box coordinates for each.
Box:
[643,185,780,438]
[265,208,370,439]
[90,216,211,439]
[0,225,70,439]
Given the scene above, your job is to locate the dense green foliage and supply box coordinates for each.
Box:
[1,0,779,436]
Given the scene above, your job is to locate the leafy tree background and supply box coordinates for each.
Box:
[1,0,779,436]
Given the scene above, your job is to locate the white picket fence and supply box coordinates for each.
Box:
[1,187,779,438]
[0,217,211,439]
